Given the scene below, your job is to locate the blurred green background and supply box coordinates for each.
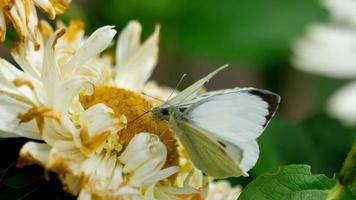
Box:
[1,0,355,198]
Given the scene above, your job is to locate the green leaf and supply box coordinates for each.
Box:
[302,113,355,176]
[253,118,315,175]
[350,181,356,196]
[239,165,336,200]
[340,186,356,200]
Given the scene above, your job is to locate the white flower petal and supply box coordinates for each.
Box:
[206,181,241,200]
[324,0,356,26]
[0,58,40,104]
[53,76,89,112]
[80,103,122,135]
[63,26,116,75]
[292,24,356,78]
[33,0,56,19]
[77,189,92,200]
[120,133,166,174]
[42,29,64,102]
[141,166,179,185]
[116,21,142,67]
[18,141,50,167]
[87,153,123,191]
[0,95,40,139]
[48,140,86,175]
[81,153,103,176]
[115,21,160,91]
[328,81,356,125]
[142,81,176,103]
[75,103,126,155]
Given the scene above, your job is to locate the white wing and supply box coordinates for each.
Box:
[184,88,280,143]
[165,65,228,106]
[197,126,260,175]
[222,140,259,174]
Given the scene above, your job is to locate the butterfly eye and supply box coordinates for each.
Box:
[178,107,187,113]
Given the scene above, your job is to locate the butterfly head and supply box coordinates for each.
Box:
[151,106,170,121]
[152,105,182,122]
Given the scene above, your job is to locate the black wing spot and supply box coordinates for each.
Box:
[218,140,227,148]
[249,89,280,127]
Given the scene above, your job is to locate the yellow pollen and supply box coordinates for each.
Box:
[79,86,179,170]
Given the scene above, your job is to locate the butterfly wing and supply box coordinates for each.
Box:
[184,88,280,143]
[165,65,228,106]
[219,139,260,175]
[171,118,246,178]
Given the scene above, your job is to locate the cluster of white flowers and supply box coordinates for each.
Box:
[0,2,242,199]
[292,0,356,125]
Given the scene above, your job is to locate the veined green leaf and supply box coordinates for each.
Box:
[239,165,336,200]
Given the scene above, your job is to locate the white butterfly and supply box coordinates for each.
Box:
[152,65,280,178]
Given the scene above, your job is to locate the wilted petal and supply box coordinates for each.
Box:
[33,0,56,19]
[0,58,37,104]
[11,39,43,79]
[75,103,126,156]
[0,10,6,42]
[0,95,40,139]
[18,141,50,167]
[48,140,86,176]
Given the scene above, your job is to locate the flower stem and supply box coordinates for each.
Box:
[339,142,356,186]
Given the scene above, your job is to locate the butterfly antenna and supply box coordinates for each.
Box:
[128,110,150,125]
[176,64,229,107]
[163,138,176,143]
[159,127,170,138]
[141,92,165,103]
[166,73,187,102]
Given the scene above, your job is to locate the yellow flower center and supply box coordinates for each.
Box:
[79,86,179,169]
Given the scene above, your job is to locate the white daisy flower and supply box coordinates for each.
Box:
[292,0,356,125]
[0,17,243,199]
[0,0,71,45]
